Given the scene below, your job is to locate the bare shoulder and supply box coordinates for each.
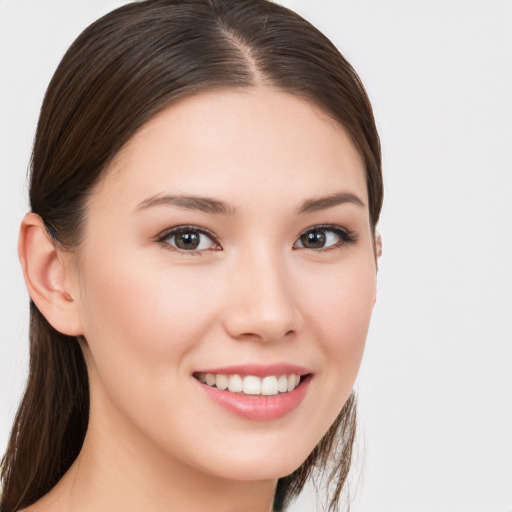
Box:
[20,500,59,512]
[18,462,78,512]
[19,489,65,512]
[20,503,50,512]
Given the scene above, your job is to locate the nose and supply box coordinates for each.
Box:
[222,249,302,343]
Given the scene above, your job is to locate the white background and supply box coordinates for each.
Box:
[1,1,511,511]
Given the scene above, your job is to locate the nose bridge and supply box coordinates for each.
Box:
[223,244,300,342]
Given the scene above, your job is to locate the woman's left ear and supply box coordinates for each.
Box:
[375,232,382,260]
[374,233,382,305]
[18,212,84,336]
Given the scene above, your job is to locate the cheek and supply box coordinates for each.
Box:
[77,249,223,383]
[302,253,376,339]
[299,255,376,400]
[76,249,229,460]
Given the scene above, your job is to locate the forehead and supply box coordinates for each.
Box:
[91,87,368,213]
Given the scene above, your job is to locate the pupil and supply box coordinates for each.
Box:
[301,230,325,248]
[176,232,200,250]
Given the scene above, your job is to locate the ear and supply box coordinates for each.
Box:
[18,212,83,336]
[375,232,383,260]
[373,232,382,304]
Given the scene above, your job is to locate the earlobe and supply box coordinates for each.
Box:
[18,212,83,336]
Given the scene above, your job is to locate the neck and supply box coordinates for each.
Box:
[43,399,277,512]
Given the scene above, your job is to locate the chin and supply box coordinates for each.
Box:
[182,429,320,482]
[199,455,306,482]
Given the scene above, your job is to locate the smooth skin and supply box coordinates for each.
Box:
[19,87,379,512]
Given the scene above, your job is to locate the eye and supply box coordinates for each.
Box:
[158,226,220,253]
[294,226,356,250]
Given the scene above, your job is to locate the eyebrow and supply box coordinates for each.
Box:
[135,190,365,216]
[297,191,366,214]
[135,194,236,215]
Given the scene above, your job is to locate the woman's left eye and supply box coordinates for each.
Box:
[294,226,356,250]
[158,226,219,252]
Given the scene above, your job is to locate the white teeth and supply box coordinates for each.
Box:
[287,374,295,392]
[243,376,261,395]
[196,372,304,395]
[216,374,229,390]
[278,375,288,393]
[261,376,279,395]
[228,374,243,393]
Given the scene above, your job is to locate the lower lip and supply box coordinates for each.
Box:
[196,375,311,421]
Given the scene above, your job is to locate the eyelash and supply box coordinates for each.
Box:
[156,224,357,254]
[157,225,219,256]
[294,224,358,252]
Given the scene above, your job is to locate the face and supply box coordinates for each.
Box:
[71,87,377,482]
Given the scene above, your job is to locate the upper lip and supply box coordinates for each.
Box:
[194,363,312,377]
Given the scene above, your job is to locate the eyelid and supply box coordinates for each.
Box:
[156,224,221,253]
[294,224,358,250]
[155,223,356,253]
[157,224,218,240]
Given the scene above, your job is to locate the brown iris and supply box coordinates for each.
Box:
[300,230,326,249]
[174,231,201,250]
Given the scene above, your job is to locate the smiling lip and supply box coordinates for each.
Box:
[194,363,312,421]
[196,363,311,377]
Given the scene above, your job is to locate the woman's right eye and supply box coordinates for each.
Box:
[158,227,220,253]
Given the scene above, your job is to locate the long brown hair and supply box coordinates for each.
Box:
[0,1,382,510]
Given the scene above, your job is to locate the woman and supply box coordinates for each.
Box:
[0,0,382,511]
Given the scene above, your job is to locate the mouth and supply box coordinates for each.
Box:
[193,365,312,421]
[194,372,304,396]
